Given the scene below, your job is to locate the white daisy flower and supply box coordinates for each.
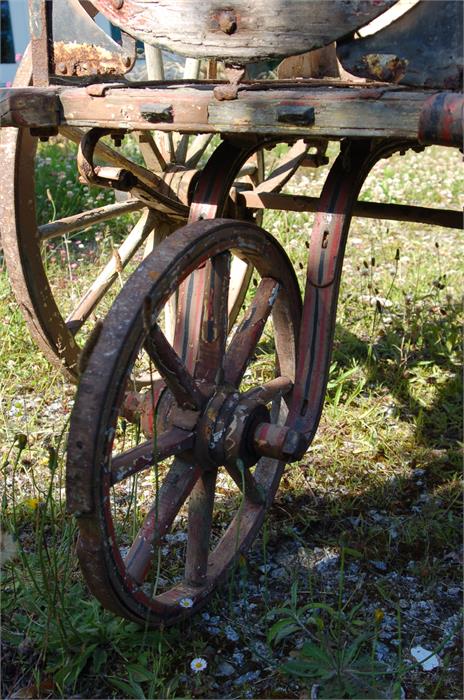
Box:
[190,657,207,673]
[179,597,194,608]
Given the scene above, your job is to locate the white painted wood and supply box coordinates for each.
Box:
[92,0,396,62]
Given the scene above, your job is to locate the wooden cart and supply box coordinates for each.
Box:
[0,0,462,626]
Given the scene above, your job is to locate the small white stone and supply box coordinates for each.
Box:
[411,646,441,671]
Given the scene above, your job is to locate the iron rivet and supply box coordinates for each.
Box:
[218,10,237,35]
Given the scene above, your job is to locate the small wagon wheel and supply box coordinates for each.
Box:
[67,218,301,625]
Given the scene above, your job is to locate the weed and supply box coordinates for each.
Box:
[267,553,396,699]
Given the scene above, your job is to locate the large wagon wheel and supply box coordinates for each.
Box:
[1,50,186,380]
[66,218,301,625]
[0,46,240,378]
[1,49,306,380]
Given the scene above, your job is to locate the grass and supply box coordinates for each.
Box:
[1,139,462,699]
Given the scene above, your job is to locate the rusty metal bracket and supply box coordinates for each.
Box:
[213,64,246,101]
[77,127,135,189]
[28,0,137,85]
[76,127,189,216]
[52,0,136,78]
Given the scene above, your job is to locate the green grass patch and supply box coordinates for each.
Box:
[1,143,462,699]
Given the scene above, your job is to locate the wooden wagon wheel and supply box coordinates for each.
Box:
[1,49,306,381]
[0,44,244,378]
[1,50,184,381]
[66,218,301,625]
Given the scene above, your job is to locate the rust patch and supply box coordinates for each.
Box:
[209,8,240,34]
[362,53,408,84]
[213,64,246,101]
[53,41,132,77]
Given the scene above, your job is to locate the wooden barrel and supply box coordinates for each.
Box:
[91,0,396,62]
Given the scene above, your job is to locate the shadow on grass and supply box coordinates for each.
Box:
[331,299,462,457]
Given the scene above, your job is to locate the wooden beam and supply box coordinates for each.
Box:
[238,190,463,229]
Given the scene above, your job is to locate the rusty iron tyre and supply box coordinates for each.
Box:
[1,51,81,379]
[67,218,301,626]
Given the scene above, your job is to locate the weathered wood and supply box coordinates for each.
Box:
[38,199,145,240]
[110,430,195,484]
[91,0,395,62]
[145,323,205,411]
[0,88,59,128]
[277,44,340,79]
[65,210,157,333]
[57,84,443,140]
[238,191,463,230]
[2,83,461,143]
[207,90,423,138]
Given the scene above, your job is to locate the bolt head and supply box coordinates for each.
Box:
[218,10,237,35]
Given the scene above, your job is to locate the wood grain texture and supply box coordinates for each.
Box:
[91,0,396,61]
[3,83,449,141]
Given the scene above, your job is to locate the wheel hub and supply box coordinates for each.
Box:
[194,387,271,470]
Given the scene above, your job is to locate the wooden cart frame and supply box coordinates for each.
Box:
[0,0,462,626]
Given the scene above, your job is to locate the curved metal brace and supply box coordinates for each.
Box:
[288,138,418,446]
[77,127,189,216]
[173,137,274,367]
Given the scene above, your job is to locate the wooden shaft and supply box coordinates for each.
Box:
[239,191,462,229]
[38,199,145,241]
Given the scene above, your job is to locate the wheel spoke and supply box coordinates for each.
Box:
[237,163,259,179]
[38,199,145,241]
[241,376,293,404]
[254,139,308,194]
[195,252,231,384]
[184,469,217,586]
[175,134,192,167]
[224,463,265,505]
[137,131,167,172]
[227,257,253,328]
[224,277,280,386]
[65,210,156,334]
[124,457,201,583]
[111,429,195,485]
[185,134,214,169]
[145,323,204,410]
